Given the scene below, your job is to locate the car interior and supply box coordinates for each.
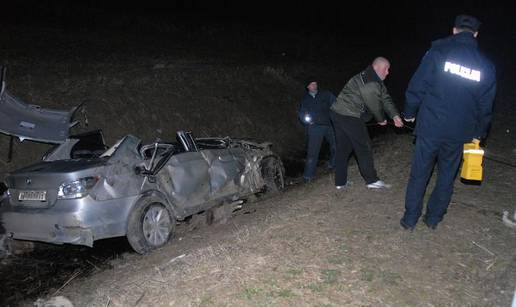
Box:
[70,130,108,159]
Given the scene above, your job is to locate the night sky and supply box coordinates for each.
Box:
[3,1,510,46]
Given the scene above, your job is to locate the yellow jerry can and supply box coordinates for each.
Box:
[460,139,484,181]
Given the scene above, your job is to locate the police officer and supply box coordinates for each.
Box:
[400,15,497,230]
[298,78,336,182]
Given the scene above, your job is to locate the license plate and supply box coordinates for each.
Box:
[18,190,47,201]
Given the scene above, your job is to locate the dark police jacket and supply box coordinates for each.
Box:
[404,32,497,142]
[331,66,400,123]
[298,90,336,126]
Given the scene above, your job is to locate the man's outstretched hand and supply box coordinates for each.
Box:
[393,116,404,128]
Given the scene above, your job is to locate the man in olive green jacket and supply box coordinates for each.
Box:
[330,57,404,189]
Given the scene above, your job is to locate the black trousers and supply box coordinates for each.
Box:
[330,111,379,185]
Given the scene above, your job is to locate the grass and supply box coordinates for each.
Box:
[327,254,347,265]
[243,287,263,300]
[243,281,296,302]
[303,269,343,295]
[321,269,340,284]
[339,243,348,253]
[285,268,304,279]
[199,295,214,306]
[379,270,402,286]
[273,288,295,299]
[360,268,375,282]
[306,282,324,293]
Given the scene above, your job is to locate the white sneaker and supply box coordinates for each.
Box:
[336,181,353,189]
[366,180,391,189]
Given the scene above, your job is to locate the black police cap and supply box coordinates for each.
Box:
[454,14,481,32]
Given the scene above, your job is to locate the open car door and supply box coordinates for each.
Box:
[0,66,82,144]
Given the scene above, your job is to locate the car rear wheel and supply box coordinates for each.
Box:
[261,156,285,193]
[127,198,175,254]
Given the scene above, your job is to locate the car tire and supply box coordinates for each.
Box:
[127,198,175,254]
[261,156,285,193]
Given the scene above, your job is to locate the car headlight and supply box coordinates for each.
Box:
[57,176,99,199]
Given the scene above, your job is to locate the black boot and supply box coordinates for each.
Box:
[400,219,415,231]
[423,217,437,230]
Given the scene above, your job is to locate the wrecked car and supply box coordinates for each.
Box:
[0,131,285,254]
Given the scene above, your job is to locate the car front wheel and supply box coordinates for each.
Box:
[127,198,175,254]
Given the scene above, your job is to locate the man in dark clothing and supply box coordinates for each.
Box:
[330,57,404,189]
[298,79,336,182]
[400,15,496,230]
